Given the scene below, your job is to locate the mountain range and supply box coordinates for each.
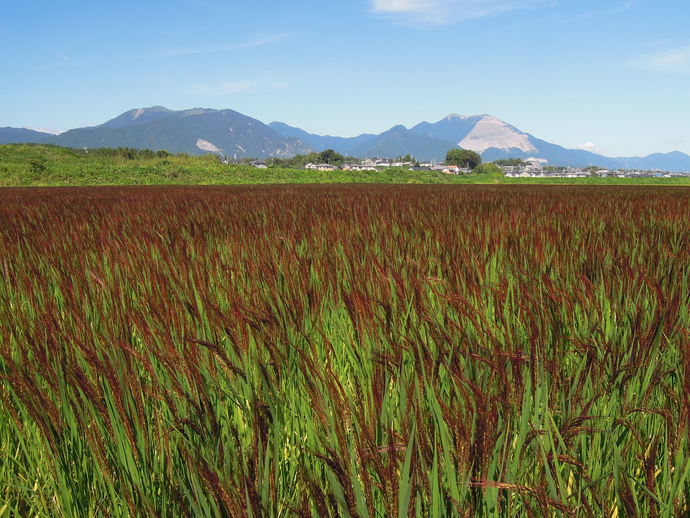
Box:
[3,107,690,172]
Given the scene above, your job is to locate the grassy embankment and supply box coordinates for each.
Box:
[2,143,690,186]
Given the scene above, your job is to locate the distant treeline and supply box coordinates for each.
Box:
[78,147,176,160]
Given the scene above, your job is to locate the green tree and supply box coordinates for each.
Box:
[445,149,482,169]
[318,149,345,165]
[494,158,525,167]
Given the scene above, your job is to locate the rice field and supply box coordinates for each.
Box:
[0,184,689,517]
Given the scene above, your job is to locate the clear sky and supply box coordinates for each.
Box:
[1,0,689,156]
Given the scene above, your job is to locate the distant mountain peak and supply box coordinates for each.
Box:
[132,106,173,116]
[100,106,176,129]
[386,124,408,133]
[444,113,493,121]
[182,108,218,116]
[459,115,536,154]
[49,106,311,158]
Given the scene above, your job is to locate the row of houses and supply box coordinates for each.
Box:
[226,155,689,177]
[249,161,395,171]
[306,159,418,171]
[504,169,592,178]
[304,160,405,172]
[596,170,687,178]
[244,155,471,174]
[503,165,685,178]
[499,158,690,178]
[304,161,472,175]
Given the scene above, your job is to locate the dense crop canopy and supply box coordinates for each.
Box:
[0,185,689,516]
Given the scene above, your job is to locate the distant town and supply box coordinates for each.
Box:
[222,156,690,178]
[495,159,690,179]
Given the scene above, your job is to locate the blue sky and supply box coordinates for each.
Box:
[1,0,689,156]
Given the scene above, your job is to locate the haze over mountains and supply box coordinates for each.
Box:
[3,106,690,172]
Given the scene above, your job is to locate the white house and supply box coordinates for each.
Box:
[305,163,338,171]
[348,164,378,171]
